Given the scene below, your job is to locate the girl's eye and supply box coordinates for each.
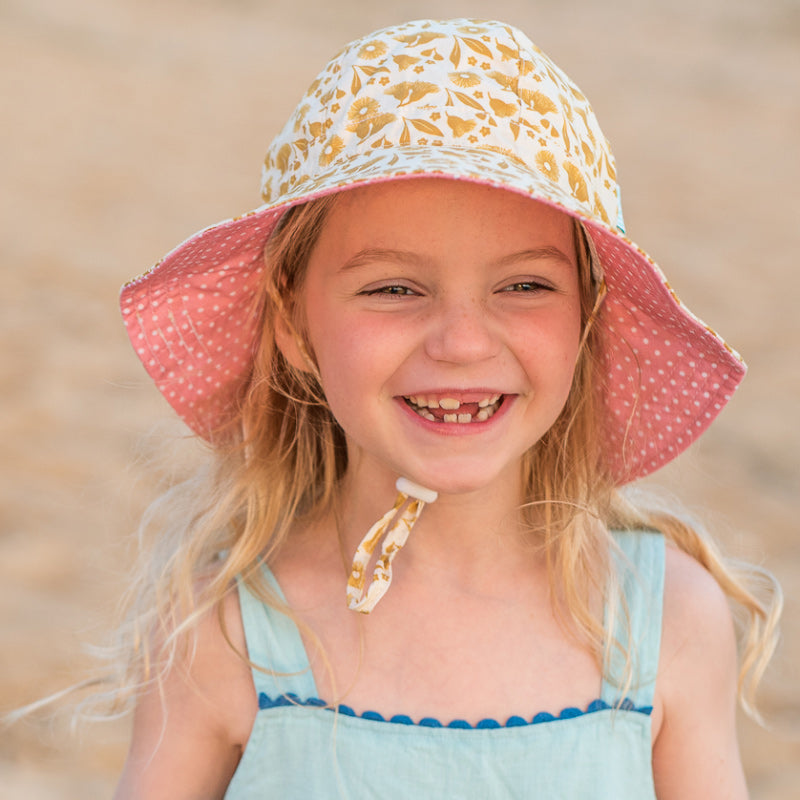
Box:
[500,280,552,293]
[363,284,417,296]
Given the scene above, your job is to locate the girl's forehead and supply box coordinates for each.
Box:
[326,178,575,233]
[309,179,578,267]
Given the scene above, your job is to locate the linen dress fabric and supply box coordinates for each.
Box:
[225,531,664,798]
[120,18,746,486]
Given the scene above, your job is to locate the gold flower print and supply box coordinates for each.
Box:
[292,104,310,132]
[275,143,292,172]
[593,192,610,225]
[535,150,559,181]
[350,64,390,94]
[496,42,519,60]
[519,89,557,115]
[260,19,620,237]
[359,40,388,59]
[489,96,518,117]
[348,97,380,122]
[394,32,445,47]
[409,118,444,136]
[449,71,480,87]
[447,114,476,137]
[475,143,522,166]
[445,88,485,112]
[348,113,396,140]
[564,161,589,202]
[486,71,517,90]
[319,135,344,166]
[459,36,492,57]
[560,94,574,121]
[600,148,617,181]
[393,54,420,69]
[569,85,587,103]
[385,81,438,106]
[399,116,445,145]
[350,563,364,591]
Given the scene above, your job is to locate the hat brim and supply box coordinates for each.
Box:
[121,145,745,484]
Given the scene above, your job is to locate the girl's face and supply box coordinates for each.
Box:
[279,178,583,499]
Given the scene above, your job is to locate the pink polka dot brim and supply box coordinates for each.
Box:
[119,19,745,485]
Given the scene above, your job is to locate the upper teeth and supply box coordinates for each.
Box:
[406,394,501,410]
[405,394,503,424]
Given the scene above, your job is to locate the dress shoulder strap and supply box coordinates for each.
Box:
[601,530,666,710]
[236,566,319,700]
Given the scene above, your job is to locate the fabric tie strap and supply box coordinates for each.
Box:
[346,478,437,614]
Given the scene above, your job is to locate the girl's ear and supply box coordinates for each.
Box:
[274,314,308,371]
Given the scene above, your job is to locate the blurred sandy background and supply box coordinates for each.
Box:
[1,0,798,796]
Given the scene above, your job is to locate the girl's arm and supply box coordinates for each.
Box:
[114,591,257,800]
[652,545,748,799]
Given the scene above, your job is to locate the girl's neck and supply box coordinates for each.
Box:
[335,463,541,593]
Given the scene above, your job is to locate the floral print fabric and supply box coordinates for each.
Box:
[261,19,620,232]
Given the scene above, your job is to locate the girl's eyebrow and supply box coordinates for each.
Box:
[338,246,573,273]
[337,248,426,273]
[496,247,575,269]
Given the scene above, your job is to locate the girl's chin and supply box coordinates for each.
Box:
[343,441,525,500]
[344,461,515,500]
[393,462,522,500]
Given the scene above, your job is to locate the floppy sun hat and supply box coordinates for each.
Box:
[121,17,745,487]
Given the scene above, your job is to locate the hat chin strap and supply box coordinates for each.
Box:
[345,478,437,614]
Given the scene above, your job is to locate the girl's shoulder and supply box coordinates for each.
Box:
[613,529,734,655]
[651,543,745,797]
[115,588,258,798]
[660,541,737,667]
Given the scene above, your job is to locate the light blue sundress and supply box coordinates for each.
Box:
[226,531,664,798]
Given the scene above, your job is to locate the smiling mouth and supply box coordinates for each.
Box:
[403,394,504,423]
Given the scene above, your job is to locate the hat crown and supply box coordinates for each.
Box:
[261,18,620,230]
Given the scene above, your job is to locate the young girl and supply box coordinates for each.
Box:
[112,18,780,799]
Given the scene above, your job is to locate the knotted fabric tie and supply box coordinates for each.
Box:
[346,478,437,614]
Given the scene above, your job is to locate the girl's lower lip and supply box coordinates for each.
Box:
[395,395,513,435]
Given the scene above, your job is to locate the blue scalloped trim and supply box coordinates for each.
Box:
[257,692,652,729]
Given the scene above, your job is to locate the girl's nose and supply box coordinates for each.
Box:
[423,296,501,364]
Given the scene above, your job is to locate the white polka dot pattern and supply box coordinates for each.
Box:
[119,19,746,485]
[121,211,281,432]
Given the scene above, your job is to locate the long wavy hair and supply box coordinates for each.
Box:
[84,188,780,722]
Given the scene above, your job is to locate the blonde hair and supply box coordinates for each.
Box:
[65,190,780,721]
